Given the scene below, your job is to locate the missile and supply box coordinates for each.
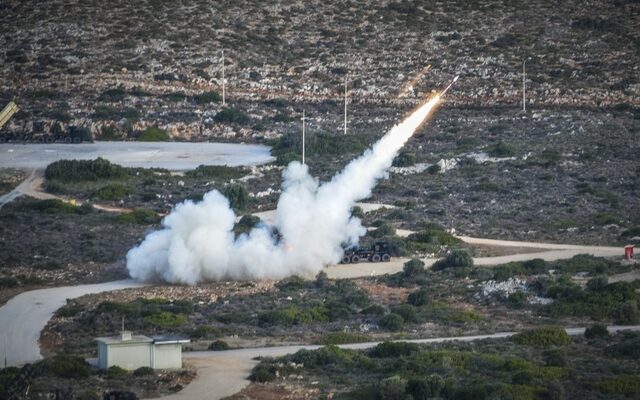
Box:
[439,75,459,96]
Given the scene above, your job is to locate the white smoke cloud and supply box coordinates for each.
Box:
[126,96,441,284]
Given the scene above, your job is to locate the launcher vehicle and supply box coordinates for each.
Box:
[341,241,391,264]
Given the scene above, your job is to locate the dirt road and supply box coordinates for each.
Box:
[152,325,640,400]
[325,237,623,279]
[0,279,148,366]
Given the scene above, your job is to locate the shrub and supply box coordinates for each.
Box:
[584,324,609,339]
[488,141,516,157]
[523,258,547,274]
[595,375,640,395]
[116,208,160,224]
[92,183,130,200]
[432,249,474,271]
[144,312,187,327]
[393,152,415,167]
[208,340,230,350]
[249,361,277,382]
[407,225,460,247]
[41,354,91,379]
[403,258,425,278]
[314,270,329,288]
[407,287,429,306]
[493,262,525,281]
[392,304,420,323]
[361,305,386,315]
[107,365,127,379]
[608,332,640,358]
[138,126,170,141]
[45,158,125,181]
[133,366,154,376]
[379,313,405,331]
[16,199,81,214]
[543,349,566,367]
[511,327,571,346]
[214,108,250,124]
[193,90,221,104]
[317,332,371,345]
[427,164,441,174]
[407,376,445,399]
[221,184,248,211]
[613,301,640,325]
[185,165,246,180]
[370,222,396,238]
[0,276,19,288]
[507,291,527,308]
[377,375,407,400]
[234,214,261,236]
[369,341,419,358]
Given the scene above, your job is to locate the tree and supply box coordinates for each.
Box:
[407,287,429,306]
[585,324,609,339]
[379,313,404,331]
[222,184,249,211]
[613,301,640,325]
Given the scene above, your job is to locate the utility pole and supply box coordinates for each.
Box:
[221,50,226,106]
[301,110,306,165]
[343,76,348,135]
[522,59,526,113]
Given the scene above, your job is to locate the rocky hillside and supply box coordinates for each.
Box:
[0,0,638,140]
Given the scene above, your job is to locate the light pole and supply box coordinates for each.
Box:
[301,110,306,165]
[522,58,531,113]
[343,75,348,135]
[221,50,226,106]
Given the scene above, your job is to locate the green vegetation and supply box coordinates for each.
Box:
[487,141,516,157]
[317,332,371,345]
[271,131,369,165]
[138,126,170,141]
[595,375,640,396]
[511,327,571,346]
[432,249,474,271]
[234,214,261,236]
[92,183,131,200]
[45,158,126,182]
[221,184,249,211]
[208,340,230,350]
[194,90,221,104]
[115,208,160,224]
[185,165,247,180]
[38,353,91,379]
[214,108,250,124]
[584,324,609,339]
[14,198,90,215]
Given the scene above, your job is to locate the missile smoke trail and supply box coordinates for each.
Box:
[126,95,442,284]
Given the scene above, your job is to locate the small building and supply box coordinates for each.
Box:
[96,331,189,370]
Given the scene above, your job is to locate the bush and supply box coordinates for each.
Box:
[144,312,188,327]
[392,304,420,323]
[116,208,160,224]
[361,305,386,315]
[393,152,416,167]
[432,249,474,271]
[613,301,640,325]
[185,165,246,180]
[523,258,547,274]
[407,376,445,399]
[511,327,571,346]
[379,313,405,331]
[107,365,127,379]
[193,90,221,104]
[407,287,429,306]
[608,332,640,358]
[595,375,640,396]
[214,108,250,124]
[41,354,91,379]
[16,198,83,214]
[45,158,125,181]
[92,183,130,200]
[543,349,566,367]
[493,262,525,281]
[221,184,248,211]
[507,291,527,308]
[584,324,609,339]
[0,276,19,288]
[370,222,396,238]
[403,258,425,278]
[317,332,371,345]
[249,361,277,382]
[376,375,407,400]
[369,341,419,358]
[208,340,230,351]
[133,366,154,376]
[138,126,170,141]
[488,141,516,157]
[234,214,261,235]
[407,225,460,247]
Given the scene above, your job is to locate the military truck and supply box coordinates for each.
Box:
[341,241,391,264]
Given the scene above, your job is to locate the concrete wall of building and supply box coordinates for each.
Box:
[152,343,183,369]
[107,342,152,370]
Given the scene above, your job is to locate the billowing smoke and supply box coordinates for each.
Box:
[126,96,441,284]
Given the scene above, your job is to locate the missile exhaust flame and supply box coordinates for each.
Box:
[126,89,446,284]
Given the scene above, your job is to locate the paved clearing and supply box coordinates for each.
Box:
[151,325,640,400]
[0,142,273,170]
